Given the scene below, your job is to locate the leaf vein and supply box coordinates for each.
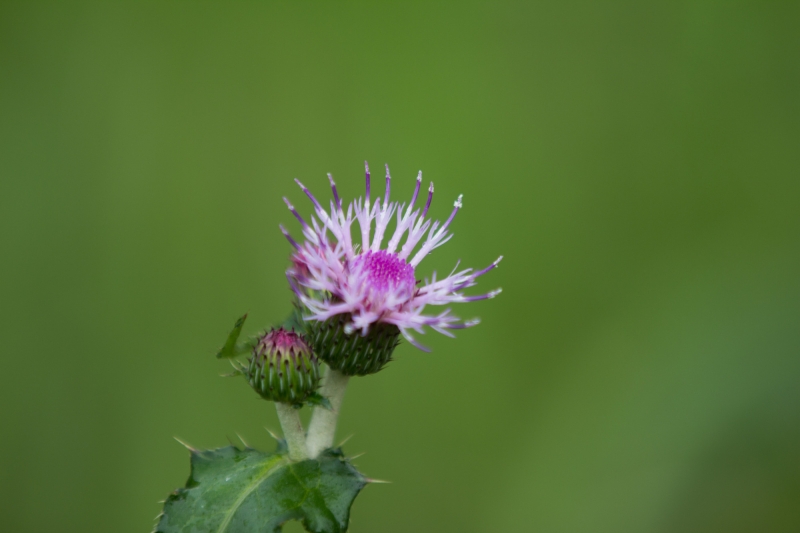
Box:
[216,455,288,533]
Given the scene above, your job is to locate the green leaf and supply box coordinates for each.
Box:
[304,392,333,411]
[217,314,253,359]
[155,446,367,533]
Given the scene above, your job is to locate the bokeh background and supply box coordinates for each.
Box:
[1,2,799,532]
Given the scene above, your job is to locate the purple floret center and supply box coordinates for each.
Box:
[354,250,416,295]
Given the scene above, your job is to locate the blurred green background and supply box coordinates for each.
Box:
[1,2,799,532]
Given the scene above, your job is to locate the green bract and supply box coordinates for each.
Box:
[247,328,320,405]
[305,314,401,376]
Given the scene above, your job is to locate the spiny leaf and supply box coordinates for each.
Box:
[217,314,254,359]
[155,446,366,533]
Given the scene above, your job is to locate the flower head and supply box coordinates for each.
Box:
[282,162,502,353]
[246,328,320,404]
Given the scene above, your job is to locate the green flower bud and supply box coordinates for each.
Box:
[305,314,401,376]
[247,328,320,405]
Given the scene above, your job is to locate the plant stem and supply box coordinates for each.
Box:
[275,402,308,461]
[305,367,350,458]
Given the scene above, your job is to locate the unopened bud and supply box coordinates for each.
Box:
[247,328,320,405]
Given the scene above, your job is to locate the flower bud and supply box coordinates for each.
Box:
[247,328,320,404]
[305,314,400,376]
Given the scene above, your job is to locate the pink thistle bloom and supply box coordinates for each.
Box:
[281,162,502,351]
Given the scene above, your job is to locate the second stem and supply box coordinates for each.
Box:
[305,367,350,458]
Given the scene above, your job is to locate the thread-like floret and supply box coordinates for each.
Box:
[283,162,502,351]
[350,250,416,309]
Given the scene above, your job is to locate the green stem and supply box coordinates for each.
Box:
[305,367,350,458]
[275,402,308,461]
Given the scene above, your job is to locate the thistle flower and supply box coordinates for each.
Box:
[281,162,502,371]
